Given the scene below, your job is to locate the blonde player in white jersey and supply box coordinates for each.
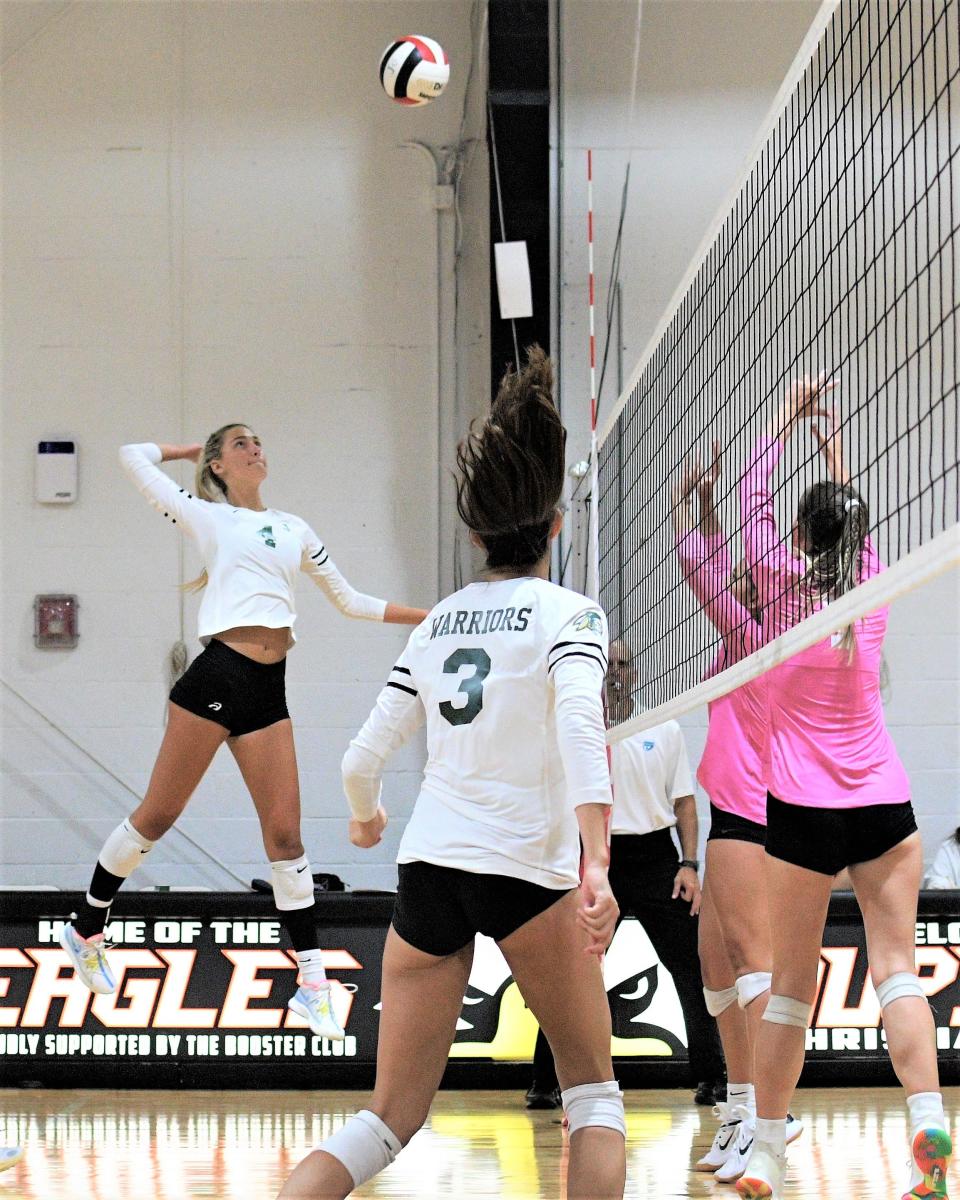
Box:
[59,424,426,1041]
[279,349,625,1200]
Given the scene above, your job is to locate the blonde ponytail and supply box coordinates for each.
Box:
[181,423,247,593]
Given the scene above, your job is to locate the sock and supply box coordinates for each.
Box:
[907,1091,946,1141]
[755,1117,786,1157]
[727,1082,755,1114]
[74,863,125,938]
[296,948,328,988]
[281,903,320,955]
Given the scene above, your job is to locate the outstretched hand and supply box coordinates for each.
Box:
[811,410,849,485]
[773,372,838,441]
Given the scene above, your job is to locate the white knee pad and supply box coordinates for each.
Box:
[875,972,926,1009]
[737,971,773,1009]
[100,819,155,878]
[270,855,314,911]
[703,984,738,1017]
[762,994,812,1028]
[317,1110,401,1188]
[561,1080,626,1138]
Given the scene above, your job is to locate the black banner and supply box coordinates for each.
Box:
[0,891,956,1087]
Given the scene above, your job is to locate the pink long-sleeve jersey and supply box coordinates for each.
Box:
[740,435,910,809]
[677,529,768,825]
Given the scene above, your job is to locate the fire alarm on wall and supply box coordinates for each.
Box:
[34,594,79,648]
[36,440,78,503]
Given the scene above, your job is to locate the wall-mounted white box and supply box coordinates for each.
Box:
[36,440,77,503]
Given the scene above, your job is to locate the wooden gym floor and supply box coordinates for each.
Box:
[0,1086,956,1198]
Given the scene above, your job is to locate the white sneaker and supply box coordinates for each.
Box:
[0,1147,23,1173]
[288,983,344,1040]
[785,1112,804,1145]
[695,1101,744,1171]
[715,1109,756,1183]
[903,1126,951,1199]
[736,1145,785,1199]
[59,923,116,994]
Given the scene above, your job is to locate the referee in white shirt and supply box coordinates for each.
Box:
[527,638,725,1108]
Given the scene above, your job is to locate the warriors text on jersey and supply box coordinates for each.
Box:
[344,577,613,889]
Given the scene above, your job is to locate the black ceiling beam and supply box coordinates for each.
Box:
[487,0,551,396]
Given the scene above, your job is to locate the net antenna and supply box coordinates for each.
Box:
[598,0,960,743]
[583,0,645,601]
[586,148,600,601]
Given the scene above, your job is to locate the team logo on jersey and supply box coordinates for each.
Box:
[257,525,276,549]
[573,611,603,634]
[643,740,655,751]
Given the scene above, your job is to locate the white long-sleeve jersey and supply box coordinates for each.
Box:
[119,443,387,644]
[342,577,613,889]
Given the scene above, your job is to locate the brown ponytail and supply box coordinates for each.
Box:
[455,346,566,572]
[796,480,870,653]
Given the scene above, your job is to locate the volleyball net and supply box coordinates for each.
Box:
[597,0,960,741]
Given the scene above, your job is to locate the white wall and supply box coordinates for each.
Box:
[1,1,490,890]
[557,0,959,867]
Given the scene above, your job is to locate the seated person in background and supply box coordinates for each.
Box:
[925,828,960,889]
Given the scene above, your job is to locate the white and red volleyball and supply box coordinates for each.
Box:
[379,35,449,106]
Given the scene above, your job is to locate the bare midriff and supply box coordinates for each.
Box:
[213,625,291,664]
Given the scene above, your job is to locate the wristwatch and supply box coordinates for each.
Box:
[679,858,700,871]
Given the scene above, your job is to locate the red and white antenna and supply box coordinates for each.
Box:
[586,149,600,601]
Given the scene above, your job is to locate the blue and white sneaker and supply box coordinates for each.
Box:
[59,923,116,994]
[0,1147,23,1173]
[288,983,344,1040]
[785,1112,804,1145]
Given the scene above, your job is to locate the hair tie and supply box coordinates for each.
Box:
[844,497,860,514]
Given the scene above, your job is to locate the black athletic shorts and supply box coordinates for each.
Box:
[707,802,766,846]
[765,793,918,877]
[392,860,573,957]
[169,638,289,737]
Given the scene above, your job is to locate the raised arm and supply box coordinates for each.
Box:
[674,446,759,650]
[300,529,427,624]
[118,442,214,538]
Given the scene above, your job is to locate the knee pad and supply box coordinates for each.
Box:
[270,855,314,911]
[317,1110,401,1188]
[737,971,773,1009]
[703,984,738,1017]
[762,994,812,1028]
[100,819,155,878]
[561,1080,626,1138]
[875,971,926,1009]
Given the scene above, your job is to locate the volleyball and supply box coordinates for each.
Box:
[379,36,449,106]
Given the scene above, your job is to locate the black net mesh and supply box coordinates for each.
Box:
[598,0,959,719]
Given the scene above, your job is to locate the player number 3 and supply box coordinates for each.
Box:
[439,648,491,727]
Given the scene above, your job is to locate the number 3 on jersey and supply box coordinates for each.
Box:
[439,648,491,727]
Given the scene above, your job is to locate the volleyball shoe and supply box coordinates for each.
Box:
[903,1126,952,1199]
[695,1102,747,1171]
[698,1109,802,1178]
[0,1148,23,1173]
[288,982,345,1040]
[735,1146,785,1199]
[59,924,116,994]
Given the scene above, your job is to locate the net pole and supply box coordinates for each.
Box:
[586,148,601,602]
